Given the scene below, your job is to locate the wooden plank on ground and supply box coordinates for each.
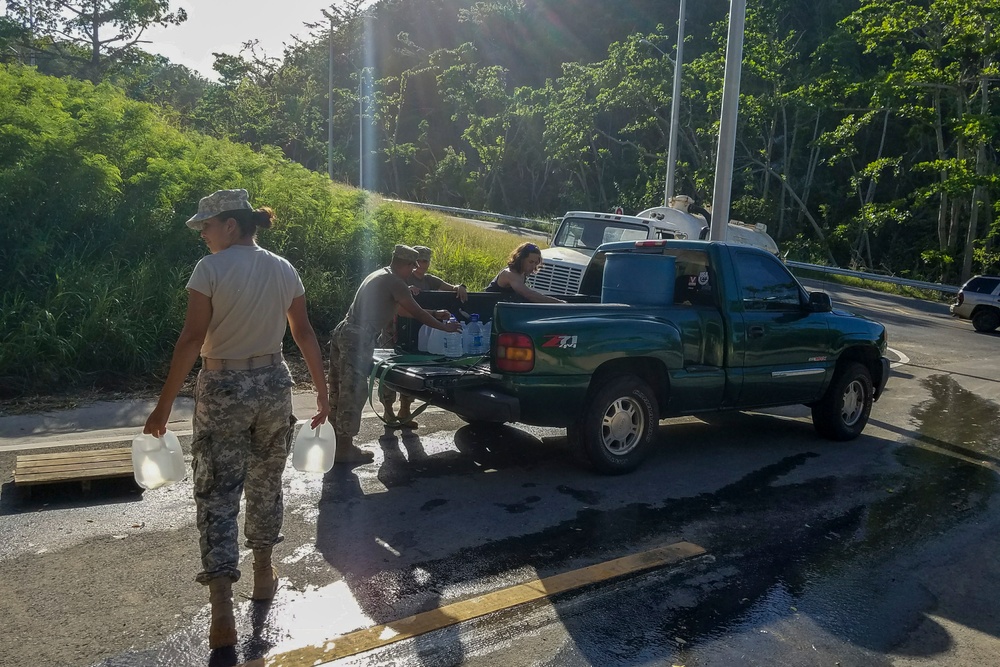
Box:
[13,447,134,487]
[16,448,133,463]
[253,541,707,667]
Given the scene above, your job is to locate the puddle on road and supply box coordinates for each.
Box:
[656,374,1000,659]
[911,374,1000,458]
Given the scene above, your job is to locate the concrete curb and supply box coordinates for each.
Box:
[0,391,364,453]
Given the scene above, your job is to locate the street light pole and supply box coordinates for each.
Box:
[709,0,746,242]
[358,68,364,190]
[664,0,686,205]
[327,18,334,181]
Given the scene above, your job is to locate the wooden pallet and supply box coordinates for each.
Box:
[13,447,135,496]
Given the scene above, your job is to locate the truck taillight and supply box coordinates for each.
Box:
[635,240,668,247]
[496,333,534,372]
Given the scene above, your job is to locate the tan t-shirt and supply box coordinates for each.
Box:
[346,267,411,332]
[187,244,304,359]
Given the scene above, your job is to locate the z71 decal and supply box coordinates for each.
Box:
[542,335,578,349]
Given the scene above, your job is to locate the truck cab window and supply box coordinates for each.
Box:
[734,251,802,310]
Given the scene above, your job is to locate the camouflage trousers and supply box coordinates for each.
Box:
[328,320,377,437]
[191,362,296,584]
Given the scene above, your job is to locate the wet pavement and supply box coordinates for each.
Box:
[1,283,1000,667]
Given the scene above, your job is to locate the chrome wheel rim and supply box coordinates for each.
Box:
[600,396,645,456]
[841,379,865,426]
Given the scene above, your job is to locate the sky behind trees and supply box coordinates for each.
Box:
[2,0,346,79]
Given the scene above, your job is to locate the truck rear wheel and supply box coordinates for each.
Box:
[573,375,659,474]
[811,362,873,441]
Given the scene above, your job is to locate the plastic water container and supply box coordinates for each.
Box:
[131,431,185,490]
[442,318,464,357]
[427,326,446,356]
[463,314,486,355]
[602,253,676,305]
[292,421,337,473]
[418,324,432,352]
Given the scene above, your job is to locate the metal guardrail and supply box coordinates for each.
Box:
[387,199,552,231]
[384,199,960,296]
[786,260,959,295]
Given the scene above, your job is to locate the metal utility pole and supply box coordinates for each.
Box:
[664,0,686,205]
[327,18,334,181]
[358,68,364,190]
[709,0,746,241]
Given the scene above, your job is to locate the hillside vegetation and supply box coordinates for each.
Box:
[0,65,511,398]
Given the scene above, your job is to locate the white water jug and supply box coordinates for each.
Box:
[463,314,485,355]
[292,421,337,473]
[442,318,464,357]
[418,324,432,352]
[427,326,446,356]
[131,431,185,490]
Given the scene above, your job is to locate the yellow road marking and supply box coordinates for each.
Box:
[248,541,706,667]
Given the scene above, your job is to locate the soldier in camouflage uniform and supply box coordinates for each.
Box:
[328,244,461,461]
[378,244,468,427]
[144,189,330,650]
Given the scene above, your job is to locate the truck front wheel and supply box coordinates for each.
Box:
[811,362,873,441]
[573,375,660,474]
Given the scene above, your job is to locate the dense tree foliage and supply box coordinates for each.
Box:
[4,0,187,81]
[0,65,470,395]
[4,0,999,282]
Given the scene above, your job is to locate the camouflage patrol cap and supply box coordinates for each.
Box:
[392,244,419,262]
[413,245,432,261]
[185,189,253,229]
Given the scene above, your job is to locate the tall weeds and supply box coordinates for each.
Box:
[0,65,529,397]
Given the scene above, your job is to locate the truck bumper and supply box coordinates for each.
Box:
[383,383,520,424]
[452,388,521,423]
[874,356,890,400]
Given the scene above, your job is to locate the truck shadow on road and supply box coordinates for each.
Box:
[302,405,1000,665]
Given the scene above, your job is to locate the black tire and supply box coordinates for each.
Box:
[972,308,1000,332]
[572,375,660,474]
[811,362,873,441]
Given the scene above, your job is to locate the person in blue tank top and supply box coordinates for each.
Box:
[485,242,565,303]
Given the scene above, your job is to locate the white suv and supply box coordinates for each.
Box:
[950,275,1000,332]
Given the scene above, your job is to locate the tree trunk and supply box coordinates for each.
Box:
[962,71,991,281]
[750,156,837,266]
[854,110,890,269]
[933,90,949,251]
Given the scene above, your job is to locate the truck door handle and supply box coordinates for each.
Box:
[748,325,765,339]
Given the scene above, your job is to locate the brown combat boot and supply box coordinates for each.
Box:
[251,547,279,601]
[334,433,374,463]
[395,405,418,429]
[208,578,237,649]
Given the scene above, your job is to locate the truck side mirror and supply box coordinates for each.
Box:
[808,291,833,312]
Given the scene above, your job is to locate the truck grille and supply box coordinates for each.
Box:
[529,263,583,296]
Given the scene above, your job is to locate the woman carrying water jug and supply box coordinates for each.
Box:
[143,189,330,650]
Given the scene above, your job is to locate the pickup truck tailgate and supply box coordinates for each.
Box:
[373,349,494,393]
[373,349,519,423]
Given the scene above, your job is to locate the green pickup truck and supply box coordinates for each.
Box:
[378,239,890,474]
